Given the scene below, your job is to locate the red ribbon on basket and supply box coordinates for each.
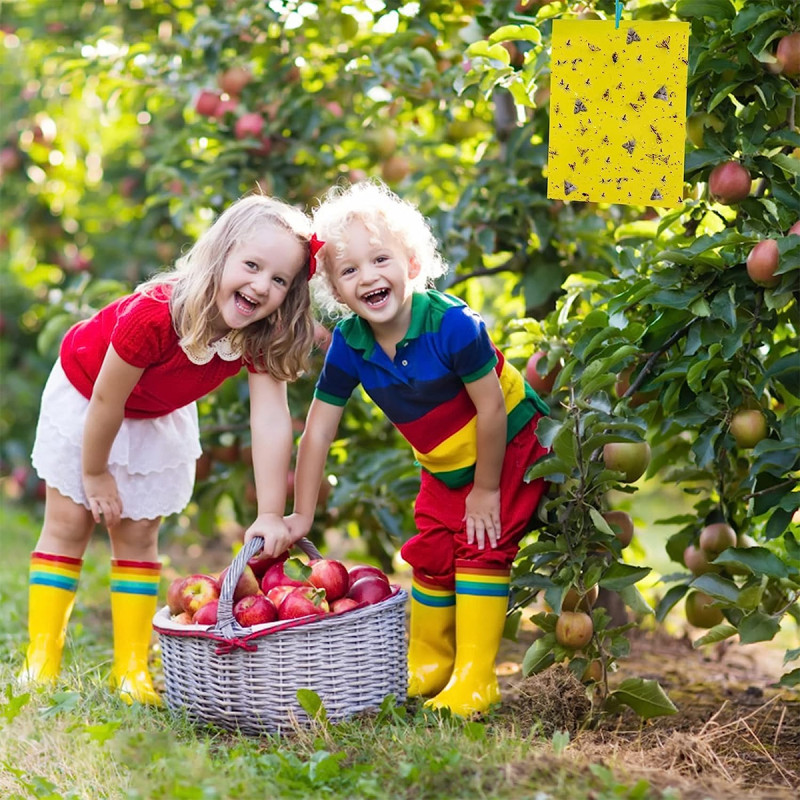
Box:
[215,638,260,655]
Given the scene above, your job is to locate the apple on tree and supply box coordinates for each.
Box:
[525,350,560,395]
[746,240,780,287]
[602,510,634,548]
[775,32,800,76]
[683,544,719,576]
[561,584,598,612]
[217,66,252,96]
[708,161,751,205]
[699,522,737,557]
[684,590,724,629]
[602,442,651,483]
[729,408,768,449]
[193,89,221,117]
[555,610,594,649]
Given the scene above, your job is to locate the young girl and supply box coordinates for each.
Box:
[21,192,317,705]
[257,180,549,716]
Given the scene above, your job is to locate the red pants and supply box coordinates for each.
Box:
[401,415,548,590]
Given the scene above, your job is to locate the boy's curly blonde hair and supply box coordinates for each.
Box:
[311,180,449,317]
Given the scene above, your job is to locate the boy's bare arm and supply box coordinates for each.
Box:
[464,371,508,549]
[284,397,344,542]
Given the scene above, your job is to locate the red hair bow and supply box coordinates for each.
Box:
[308,234,324,280]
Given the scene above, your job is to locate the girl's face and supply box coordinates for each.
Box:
[328,220,420,333]
[212,222,306,336]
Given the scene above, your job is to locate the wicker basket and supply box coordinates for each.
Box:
[153,537,408,735]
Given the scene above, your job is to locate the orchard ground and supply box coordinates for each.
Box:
[2,483,798,800]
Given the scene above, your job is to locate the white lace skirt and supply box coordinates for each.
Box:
[31,360,202,520]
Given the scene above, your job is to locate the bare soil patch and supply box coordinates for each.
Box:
[497,623,800,800]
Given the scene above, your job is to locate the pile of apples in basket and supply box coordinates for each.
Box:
[166,551,392,628]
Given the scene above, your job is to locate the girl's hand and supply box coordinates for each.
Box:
[83,470,123,529]
[464,486,501,550]
[244,512,293,557]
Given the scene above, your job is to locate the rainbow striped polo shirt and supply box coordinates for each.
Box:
[315,291,548,488]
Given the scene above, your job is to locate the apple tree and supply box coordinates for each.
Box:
[452,0,799,709]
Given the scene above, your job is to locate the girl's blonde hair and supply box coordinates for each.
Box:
[140,193,315,381]
[311,180,449,316]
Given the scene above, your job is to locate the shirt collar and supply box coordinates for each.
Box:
[338,292,432,356]
[180,332,243,365]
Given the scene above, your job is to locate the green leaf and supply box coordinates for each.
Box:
[778,668,800,688]
[522,635,556,676]
[599,562,651,591]
[691,573,740,603]
[773,154,800,177]
[619,584,654,616]
[712,546,789,578]
[605,678,677,719]
[488,25,542,45]
[296,688,327,721]
[692,623,738,647]
[655,584,690,622]
[737,610,781,644]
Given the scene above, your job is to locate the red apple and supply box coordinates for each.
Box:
[746,239,780,287]
[193,598,219,626]
[261,561,306,594]
[278,587,329,620]
[172,611,194,625]
[217,563,260,602]
[266,584,297,610]
[234,112,265,141]
[212,97,239,118]
[708,161,751,205]
[775,32,800,76]
[788,220,800,236]
[194,89,221,117]
[180,574,220,616]
[308,558,350,602]
[331,597,360,614]
[234,594,278,626]
[381,154,411,183]
[166,576,187,615]
[218,66,252,96]
[525,351,559,395]
[347,565,390,588]
[248,549,288,580]
[347,575,392,605]
[699,522,737,557]
[602,510,634,547]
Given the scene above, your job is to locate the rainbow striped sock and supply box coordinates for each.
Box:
[110,559,161,597]
[411,573,456,608]
[30,551,82,592]
[454,563,510,598]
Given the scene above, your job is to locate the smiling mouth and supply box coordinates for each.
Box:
[362,288,389,306]
[235,291,258,315]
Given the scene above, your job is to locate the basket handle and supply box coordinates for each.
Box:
[214,536,322,639]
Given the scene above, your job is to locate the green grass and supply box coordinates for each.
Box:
[0,499,683,800]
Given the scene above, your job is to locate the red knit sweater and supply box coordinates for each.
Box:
[60,285,249,419]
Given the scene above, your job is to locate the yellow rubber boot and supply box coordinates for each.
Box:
[426,567,509,716]
[18,552,82,683]
[407,577,455,698]
[109,559,163,706]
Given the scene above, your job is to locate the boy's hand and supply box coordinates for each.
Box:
[83,470,122,529]
[244,512,293,557]
[464,486,501,550]
[284,512,314,544]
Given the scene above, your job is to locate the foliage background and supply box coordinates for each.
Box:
[1,0,798,698]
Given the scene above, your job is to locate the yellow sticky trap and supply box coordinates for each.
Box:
[547,20,690,208]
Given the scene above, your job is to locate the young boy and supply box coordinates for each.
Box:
[259,180,549,716]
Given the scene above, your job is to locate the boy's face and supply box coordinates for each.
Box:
[328,220,420,330]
